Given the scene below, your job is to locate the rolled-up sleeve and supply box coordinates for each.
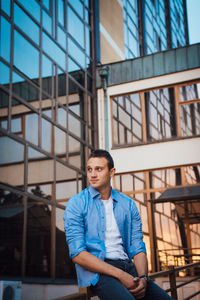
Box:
[130,201,146,258]
[63,196,86,258]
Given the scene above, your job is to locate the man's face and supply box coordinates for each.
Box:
[87,157,115,191]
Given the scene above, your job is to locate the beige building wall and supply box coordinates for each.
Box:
[99,0,125,63]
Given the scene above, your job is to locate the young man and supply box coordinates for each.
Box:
[63,150,172,300]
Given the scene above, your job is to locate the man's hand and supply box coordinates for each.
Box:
[117,269,139,291]
[129,278,147,299]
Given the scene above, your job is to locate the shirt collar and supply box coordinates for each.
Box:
[89,185,118,202]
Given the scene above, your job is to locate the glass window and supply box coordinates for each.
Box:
[42,32,65,70]
[42,54,53,96]
[14,3,40,45]
[17,0,40,23]
[55,204,76,278]
[0,61,10,85]
[54,126,66,155]
[68,0,83,19]
[25,113,38,145]
[42,0,50,10]
[42,9,52,35]
[68,37,85,69]
[57,0,64,26]
[0,136,24,165]
[0,16,11,63]
[0,190,23,277]
[57,26,66,49]
[14,30,39,79]
[68,6,84,49]
[28,154,54,187]
[0,89,9,130]
[26,198,51,277]
[42,117,52,152]
[12,71,39,102]
[1,0,10,16]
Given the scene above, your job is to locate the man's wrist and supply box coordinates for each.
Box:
[139,274,149,282]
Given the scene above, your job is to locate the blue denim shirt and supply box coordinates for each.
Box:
[63,186,146,287]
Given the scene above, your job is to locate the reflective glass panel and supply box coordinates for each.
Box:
[0,61,10,85]
[28,153,54,189]
[25,113,38,145]
[41,117,52,152]
[42,9,52,35]
[0,89,9,130]
[57,0,64,26]
[42,0,50,10]
[68,38,85,69]
[14,3,39,45]
[180,83,200,101]
[67,6,84,48]
[42,54,53,96]
[54,126,66,155]
[58,26,66,49]
[42,32,65,70]
[26,198,51,277]
[0,16,11,63]
[17,0,40,23]
[13,71,39,103]
[14,30,39,79]
[0,189,23,277]
[55,205,76,279]
[0,137,24,189]
[1,0,10,16]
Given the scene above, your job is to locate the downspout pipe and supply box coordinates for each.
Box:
[98,66,109,151]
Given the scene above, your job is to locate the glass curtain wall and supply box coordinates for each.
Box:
[123,0,188,58]
[0,0,97,281]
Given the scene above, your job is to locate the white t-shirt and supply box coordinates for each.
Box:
[102,196,128,260]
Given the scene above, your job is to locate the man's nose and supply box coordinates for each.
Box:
[91,170,97,177]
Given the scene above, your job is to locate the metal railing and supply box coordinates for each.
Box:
[150,262,200,300]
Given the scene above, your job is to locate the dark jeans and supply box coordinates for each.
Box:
[90,259,173,300]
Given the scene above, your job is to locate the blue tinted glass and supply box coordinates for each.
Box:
[42,0,50,10]
[58,26,66,49]
[42,55,52,78]
[0,17,11,62]
[14,30,39,79]
[1,0,10,16]
[68,57,81,73]
[0,137,24,164]
[68,6,84,48]
[58,0,64,26]
[0,62,10,85]
[17,0,40,23]
[68,0,83,18]
[43,32,65,69]
[85,27,90,57]
[68,38,85,68]
[14,3,39,45]
[42,9,52,34]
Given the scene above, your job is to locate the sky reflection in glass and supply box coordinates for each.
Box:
[0,16,11,63]
[17,0,40,23]
[14,3,40,45]
[43,32,66,70]
[14,30,39,79]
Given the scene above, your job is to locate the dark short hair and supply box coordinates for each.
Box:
[89,149,114,170]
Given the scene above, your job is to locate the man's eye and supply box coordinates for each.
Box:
[97,168,102,171]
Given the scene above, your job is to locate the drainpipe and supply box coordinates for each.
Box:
[98,66,109,150]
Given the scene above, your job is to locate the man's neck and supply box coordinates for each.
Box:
[99,186,111,200]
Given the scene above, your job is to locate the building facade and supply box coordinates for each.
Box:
[0,0,199,290]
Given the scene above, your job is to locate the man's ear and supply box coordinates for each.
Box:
[110,168,116,177]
